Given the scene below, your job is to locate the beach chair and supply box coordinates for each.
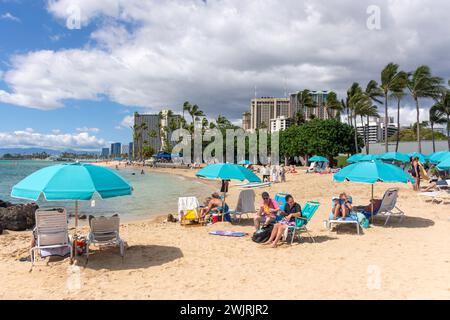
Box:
[361,188,405,226]
[178,197,201,225]
[419,190,450,204]
[86,215,124,260]
[283,201,320,244]
[230,189,256,223]
[327,196,360,235]
[30,208,73,265]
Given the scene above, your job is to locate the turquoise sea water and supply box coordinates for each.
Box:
[0,160,213,222]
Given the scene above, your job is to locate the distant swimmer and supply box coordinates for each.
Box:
[141,169,145,175]
[131,173,136,176]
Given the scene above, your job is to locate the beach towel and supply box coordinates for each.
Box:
[178,197,200,213]
[209,231,247,237]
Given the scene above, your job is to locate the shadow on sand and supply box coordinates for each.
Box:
[371,215,435,229]
[81,245,183,270]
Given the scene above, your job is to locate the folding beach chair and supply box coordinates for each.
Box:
[178,197,201,225]
[362,188,405,226]
[86,215,124,261]
[30,208,73,265]
[230,189,256,223]
[327,196,361,235]
[419,190,450,204]
[283,201,320,245]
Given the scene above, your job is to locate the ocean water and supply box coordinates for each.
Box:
[0,160,213,222]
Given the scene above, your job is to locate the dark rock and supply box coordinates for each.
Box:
[0,200,12,208]
[79,215,87,220]
[0,202,39,231]
[0,222,3,235]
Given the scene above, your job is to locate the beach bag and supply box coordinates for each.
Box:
[356,212,369,229]
[252,225,273,243]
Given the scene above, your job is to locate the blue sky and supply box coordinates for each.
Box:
[0,0,133,150]
[1,0,449,151]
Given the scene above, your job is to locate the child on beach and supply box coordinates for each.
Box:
[333,193,353,219]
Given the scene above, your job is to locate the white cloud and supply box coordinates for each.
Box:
[76,127,100,133]
[0,12,20,22]
[0,0,449,123]
[0,129,107,149]
[119,115,134,128]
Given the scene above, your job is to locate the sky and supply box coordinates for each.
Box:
[0,0,449,151]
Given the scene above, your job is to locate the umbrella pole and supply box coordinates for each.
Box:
[75,200,79,230]
[371,184,374,224]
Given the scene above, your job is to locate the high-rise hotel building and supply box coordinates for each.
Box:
[249,97,290,130]
[289,90,337,120]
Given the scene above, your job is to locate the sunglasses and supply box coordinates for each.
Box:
[263,197,269,200]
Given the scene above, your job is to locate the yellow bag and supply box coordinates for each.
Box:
[184,209,197,220]
[419,163,429,181]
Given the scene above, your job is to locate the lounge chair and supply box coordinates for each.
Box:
[327,196,361,235]
[86,215,124,260]
[30,208,73,265]
[360,188,405,225]
[230,189,256,222]
[283,201,320,244]
[419,190,450,204]
[178,197,201,225]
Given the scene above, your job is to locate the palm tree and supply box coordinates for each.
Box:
[429,104,447,152]
[407,65,443,153]
[432,87,450,150]
[390,85,407,152]
[297,89,317,120]
[351,90,372,153]
[182,101,191,126]
[380,63,408,152]
[343,83,363,151]
[324,91,342,119]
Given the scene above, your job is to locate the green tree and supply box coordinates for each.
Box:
[324,91,342,119]
[429,104,447,152]
[407,65,443,152]
[432,87,450,150]
[379,63,408,152]
[296,89,317,120]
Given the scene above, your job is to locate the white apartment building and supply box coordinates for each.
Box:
[356,117,398,143]
[270,116,292,133]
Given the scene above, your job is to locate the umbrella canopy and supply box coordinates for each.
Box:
[11,163,133,201]
[408,152,427,163]
[380,152,410,163]
[333,160,415,184]
[196,163,261,183]
[238,160,252,165]
[357,154,381,162]
[347,154,365,164]
[436,154,450,170]
[428,151,450,164]
[309,155,329,162]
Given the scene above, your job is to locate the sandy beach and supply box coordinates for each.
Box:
[1,163,450,300]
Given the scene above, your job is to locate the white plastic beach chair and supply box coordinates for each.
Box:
[86,215,124,260]
[178,197,200,224]
[419,190,450,204]
[30,208,73,265]
[373,188,405,225]
[229,189,256,222]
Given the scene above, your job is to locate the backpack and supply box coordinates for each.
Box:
[252,224,273,243]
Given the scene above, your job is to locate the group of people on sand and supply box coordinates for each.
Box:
[259,164,286,183]
[409,158,450,192]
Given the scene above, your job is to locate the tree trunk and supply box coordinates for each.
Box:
[431,122,436,153]
[366,115,370,154]
[415,98,422,153]
[354,113,358,152]
[447,114,450,151]
[384,93,389,152]
[395,97,401,152]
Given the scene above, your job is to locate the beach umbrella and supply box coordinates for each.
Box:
[380,152,410,163]
[333,160,415,223]
[11,163,133,228]
[408,152,426,163]
[347,154,365,164]
[196,163,261,221]
[437,155,450,170]
[357,154,381,162]
[238,160,252,165]
[309,155,329,162]
[428,151,450,164]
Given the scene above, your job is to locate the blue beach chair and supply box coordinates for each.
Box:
[283,201,320,245]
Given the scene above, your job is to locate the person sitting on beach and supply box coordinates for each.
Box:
[332,193,353,219]
[254,192,279,230]
[263,194,302,248]
[200,192,229,221]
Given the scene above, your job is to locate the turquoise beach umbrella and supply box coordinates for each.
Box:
[11,163,133,227]
[196,163,261,183]
[309,155,329,162]
[333,160,414,222]
[238,160,252,165]
[347,154,364,164]
[428,151,450,164]
[358,154,381,162]
[380,152,410,163]
[408,152,426,163]
[437,155,450,170]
